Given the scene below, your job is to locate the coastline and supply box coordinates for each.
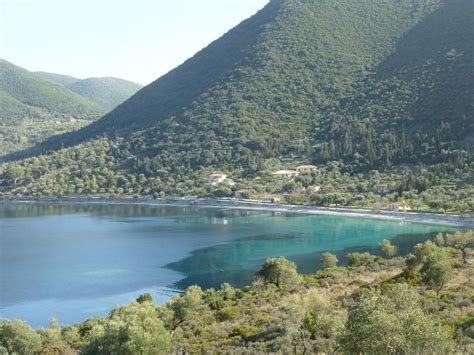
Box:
[3,196,474,228]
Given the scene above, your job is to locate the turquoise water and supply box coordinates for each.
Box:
[0,202,458,327]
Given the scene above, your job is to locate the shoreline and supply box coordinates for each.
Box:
[3,196,474,228]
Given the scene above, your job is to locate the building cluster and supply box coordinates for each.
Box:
[271,165,318,179]
[205,166,412,212]
[207,173,235,187]
[207,165,318,187]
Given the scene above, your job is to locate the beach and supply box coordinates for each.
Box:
[5,196,474,228]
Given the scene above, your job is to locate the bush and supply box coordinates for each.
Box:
[82,301,171,355]
[0,319,43,355]
[320,252,338,269]
[347,252,378,267]
[341,284,455,353]
[255,257,303,292]
[380,239,397,258]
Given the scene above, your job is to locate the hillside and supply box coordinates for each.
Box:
[1,0,473,208]
[36,72,143,111]
[65,77,142,110]
[37,0,473,165]
[0,60,105,156]
[35,71,80,87]
[0,60,103,120]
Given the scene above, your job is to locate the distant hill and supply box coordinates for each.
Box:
[36,72,142,111]
[0,59,104,155]
[35,71,80,87]
[0,60,103,120]
[65,77,142,111]
[1,0,473,201]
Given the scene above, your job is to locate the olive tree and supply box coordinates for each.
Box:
[445,230,474,264]
[82,301,171,355]
[0,319,43,355]
[320,252,338,269]
[380,239,397,258]
[341,284,454,354]
[256,257,302,292]
[406,241,452,295]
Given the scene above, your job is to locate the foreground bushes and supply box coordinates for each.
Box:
[1,231,473,354]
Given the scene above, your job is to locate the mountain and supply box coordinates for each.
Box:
[65,77,142,111]
[0,59,105,155]
[0,60,103,120]
[38,0,473,165]
[35,71,80,87]
[36,72,142,111]
[1,0,473,204]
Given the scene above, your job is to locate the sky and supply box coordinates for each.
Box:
[0,0,269,85]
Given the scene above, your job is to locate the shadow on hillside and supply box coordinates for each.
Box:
[353,0,473,135]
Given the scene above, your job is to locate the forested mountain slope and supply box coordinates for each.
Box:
[1,0,473,206]
[0,60,105,155]
[65,77,142,111]
[34,0,473,169]
[35,71,80,87]
[0,60,103,120]
[36,72,142,111]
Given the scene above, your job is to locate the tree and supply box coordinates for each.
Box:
[5,164,25,185]
[0,319,43,355]
[255,257,302,292]
[169,285,205,328]
[136,293,153,304]
[445,230,474,264]
[37,318,66,350]
[380,239,397,258]
[82,301,171,355]
[406,241,452,295]
[320,252,338,269]
[341,284,454,354]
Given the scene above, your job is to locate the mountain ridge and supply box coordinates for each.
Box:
[38,0,471,166]
[35,71,143,110]
[1,0,472,203]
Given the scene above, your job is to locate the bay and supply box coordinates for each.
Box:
[0,202,458,327]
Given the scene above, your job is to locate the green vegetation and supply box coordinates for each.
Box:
[0,61,141,157]
[2,230,473,353]
[0,60,103,119]
[320,252,338,269]
[1,0,472,211]
[35,71,80,87]
[380,239,398,258]
[0,60,104,156]
[65,77,142,111]
[341,284,454,354]
[36,71,143,111]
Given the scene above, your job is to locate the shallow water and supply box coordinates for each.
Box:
[0,202,458,327]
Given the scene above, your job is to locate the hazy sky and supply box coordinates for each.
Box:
[1,0,269,85]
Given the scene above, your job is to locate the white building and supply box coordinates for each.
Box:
[271,170,300,179]
[207,173,228,186]
[296,165,317,174]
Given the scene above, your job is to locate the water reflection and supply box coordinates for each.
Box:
[0,202,458,327]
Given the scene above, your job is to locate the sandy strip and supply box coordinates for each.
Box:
[5,197,474,228]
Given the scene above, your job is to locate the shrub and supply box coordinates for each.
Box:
[347,252,378,267]
[255,257,303,292]
[320,252,338,269]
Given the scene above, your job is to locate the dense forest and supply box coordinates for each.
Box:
[1,230,473,354]
[1,0,472,210]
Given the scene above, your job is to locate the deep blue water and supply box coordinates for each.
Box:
[0,202,458,327]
